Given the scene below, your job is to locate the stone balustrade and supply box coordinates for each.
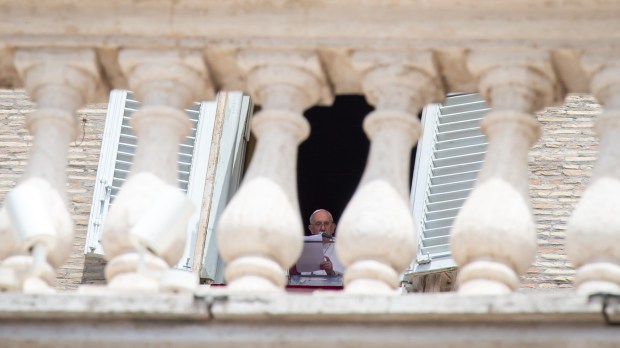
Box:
[101,49,212,293]
[217,50,331,291]
[0,1,618,296]
[336,51,443,294]
[451,49,564,294]
[0,49,102,292]
[567,55,620,295]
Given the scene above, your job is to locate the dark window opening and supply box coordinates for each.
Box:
[297,95,419,231]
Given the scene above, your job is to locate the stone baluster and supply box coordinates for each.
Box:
[0,48,102,292]
[101,50,212,292]
[336,51,444,294]
[451,50,563,294]
[217,51,332,292]
[566,55,620,295]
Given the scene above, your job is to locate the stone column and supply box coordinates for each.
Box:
[451,50,562,294]
[102,49,212,292]
[0,48,102,292]
[567,55,620,295]
[336,51,444,294]
[217,51,332,292]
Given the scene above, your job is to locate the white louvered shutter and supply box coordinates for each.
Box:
[85,90,216,272]
[408,93,490,274]
[199,92,252,283]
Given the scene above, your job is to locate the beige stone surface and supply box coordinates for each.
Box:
[0,291,619,347]
[566,63,620,294]
[0,2,617,96]
[0,1,615,343]
[0,0,610,295]
[217,51,325,291]
[337,53,442,294]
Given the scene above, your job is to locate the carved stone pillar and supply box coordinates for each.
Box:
[336,51,444,294]
[0,49,102,292]
[451,50,562,294]
[567,56,620,295]
[102,49,212,292]
[217,51,331,292]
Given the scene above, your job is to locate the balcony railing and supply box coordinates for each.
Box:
[1,1,620,346]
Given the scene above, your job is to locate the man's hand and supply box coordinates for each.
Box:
[320,256,335,276]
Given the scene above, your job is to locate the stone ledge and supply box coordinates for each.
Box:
[1,320,619,348]
[1,291,619,347]
[0,291,616,324]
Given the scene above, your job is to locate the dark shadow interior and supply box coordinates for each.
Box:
[297,95,418,234]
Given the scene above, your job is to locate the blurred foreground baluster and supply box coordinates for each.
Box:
[0,48,103,293]
[102,49,212,293]
[567,56,620,295]
[451,50,564,294]
[217,51,332,292]
[337,51,444,294]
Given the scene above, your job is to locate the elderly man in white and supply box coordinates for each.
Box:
[290,209,343,276]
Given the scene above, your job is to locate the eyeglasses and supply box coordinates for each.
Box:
[313,221,333,228]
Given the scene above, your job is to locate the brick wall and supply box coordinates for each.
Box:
[0,89,107,290]
[0,90,602,291]
[521,94,600,289]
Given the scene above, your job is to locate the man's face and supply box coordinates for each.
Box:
[308,210,336,236]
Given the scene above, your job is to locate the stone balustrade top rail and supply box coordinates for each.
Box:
[0,1,618,97]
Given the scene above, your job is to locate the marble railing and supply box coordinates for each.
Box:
[0,1,619,296]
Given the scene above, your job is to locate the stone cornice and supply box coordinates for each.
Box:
[0,1,619,44]
[0,1,618,97]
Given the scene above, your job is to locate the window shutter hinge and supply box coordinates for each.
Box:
[417,253,432,265]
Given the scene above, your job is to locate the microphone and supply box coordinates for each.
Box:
[321,232,335,240]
